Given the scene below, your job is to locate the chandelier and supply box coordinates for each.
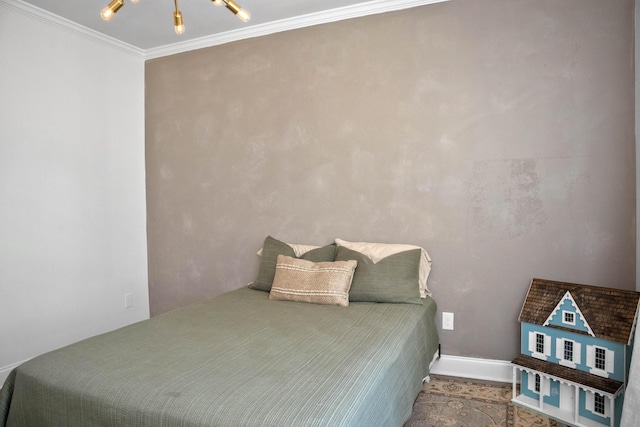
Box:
[100,0,251,35]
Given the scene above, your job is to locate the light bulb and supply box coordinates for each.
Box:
[174,11,185,34]
[224,0,250,22]
[212,0,224,6]
[131,0,139,3]
[100,7,114,20]
[100,0,124,21]
[236,8,250,22]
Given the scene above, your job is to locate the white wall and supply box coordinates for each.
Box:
[0,5,148,385]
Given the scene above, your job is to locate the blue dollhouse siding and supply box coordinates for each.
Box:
[520,322,625,382]
[511,278,640,427]
[546,297,591,332]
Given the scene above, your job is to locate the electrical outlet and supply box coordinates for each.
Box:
[125,293,133,309]
[442,312,454,330]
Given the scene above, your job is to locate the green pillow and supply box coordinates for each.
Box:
[335,246,422,305]
[249,236,337,292]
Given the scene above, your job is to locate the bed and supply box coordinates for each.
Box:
[0,237,439,427]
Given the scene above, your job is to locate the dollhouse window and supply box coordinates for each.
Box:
[536,334,545,354]
[564,341,573,361]
[594,393,605,415]
[557,338,581,367]
[526,372,550,396]
[563,311,575,325]
[587,345,614,376]
[595,348,606,370]
[529,332,551,360]
[586,390,610,417]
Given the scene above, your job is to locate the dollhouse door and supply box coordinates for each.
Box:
[559,383,575,416]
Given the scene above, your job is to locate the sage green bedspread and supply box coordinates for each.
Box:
[1,287,438,427]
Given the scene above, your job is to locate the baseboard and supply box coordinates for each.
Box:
[430,354,516,384]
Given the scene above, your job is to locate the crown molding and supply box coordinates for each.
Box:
[1,0,448,60]
[144,0,449,59]
[0,0,144,57]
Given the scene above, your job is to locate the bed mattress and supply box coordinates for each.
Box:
[1,286,438,427]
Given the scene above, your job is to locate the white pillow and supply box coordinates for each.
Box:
[335,238,432,297]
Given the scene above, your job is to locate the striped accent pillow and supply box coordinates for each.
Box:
[269,255,357,307]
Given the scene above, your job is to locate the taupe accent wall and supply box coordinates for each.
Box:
[145,0,635,361]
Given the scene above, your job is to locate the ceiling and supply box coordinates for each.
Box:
[8,0,448,57]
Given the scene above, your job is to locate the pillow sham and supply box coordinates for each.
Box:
[269,255,357,307]
[335,246,422,305]
[335,238,432,297]
[257,243,320,258]
[249,236,336,292]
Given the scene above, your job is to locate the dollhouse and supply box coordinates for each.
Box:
[512,278,640,427]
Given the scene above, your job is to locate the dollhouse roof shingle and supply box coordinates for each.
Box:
[518,278,640,345]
